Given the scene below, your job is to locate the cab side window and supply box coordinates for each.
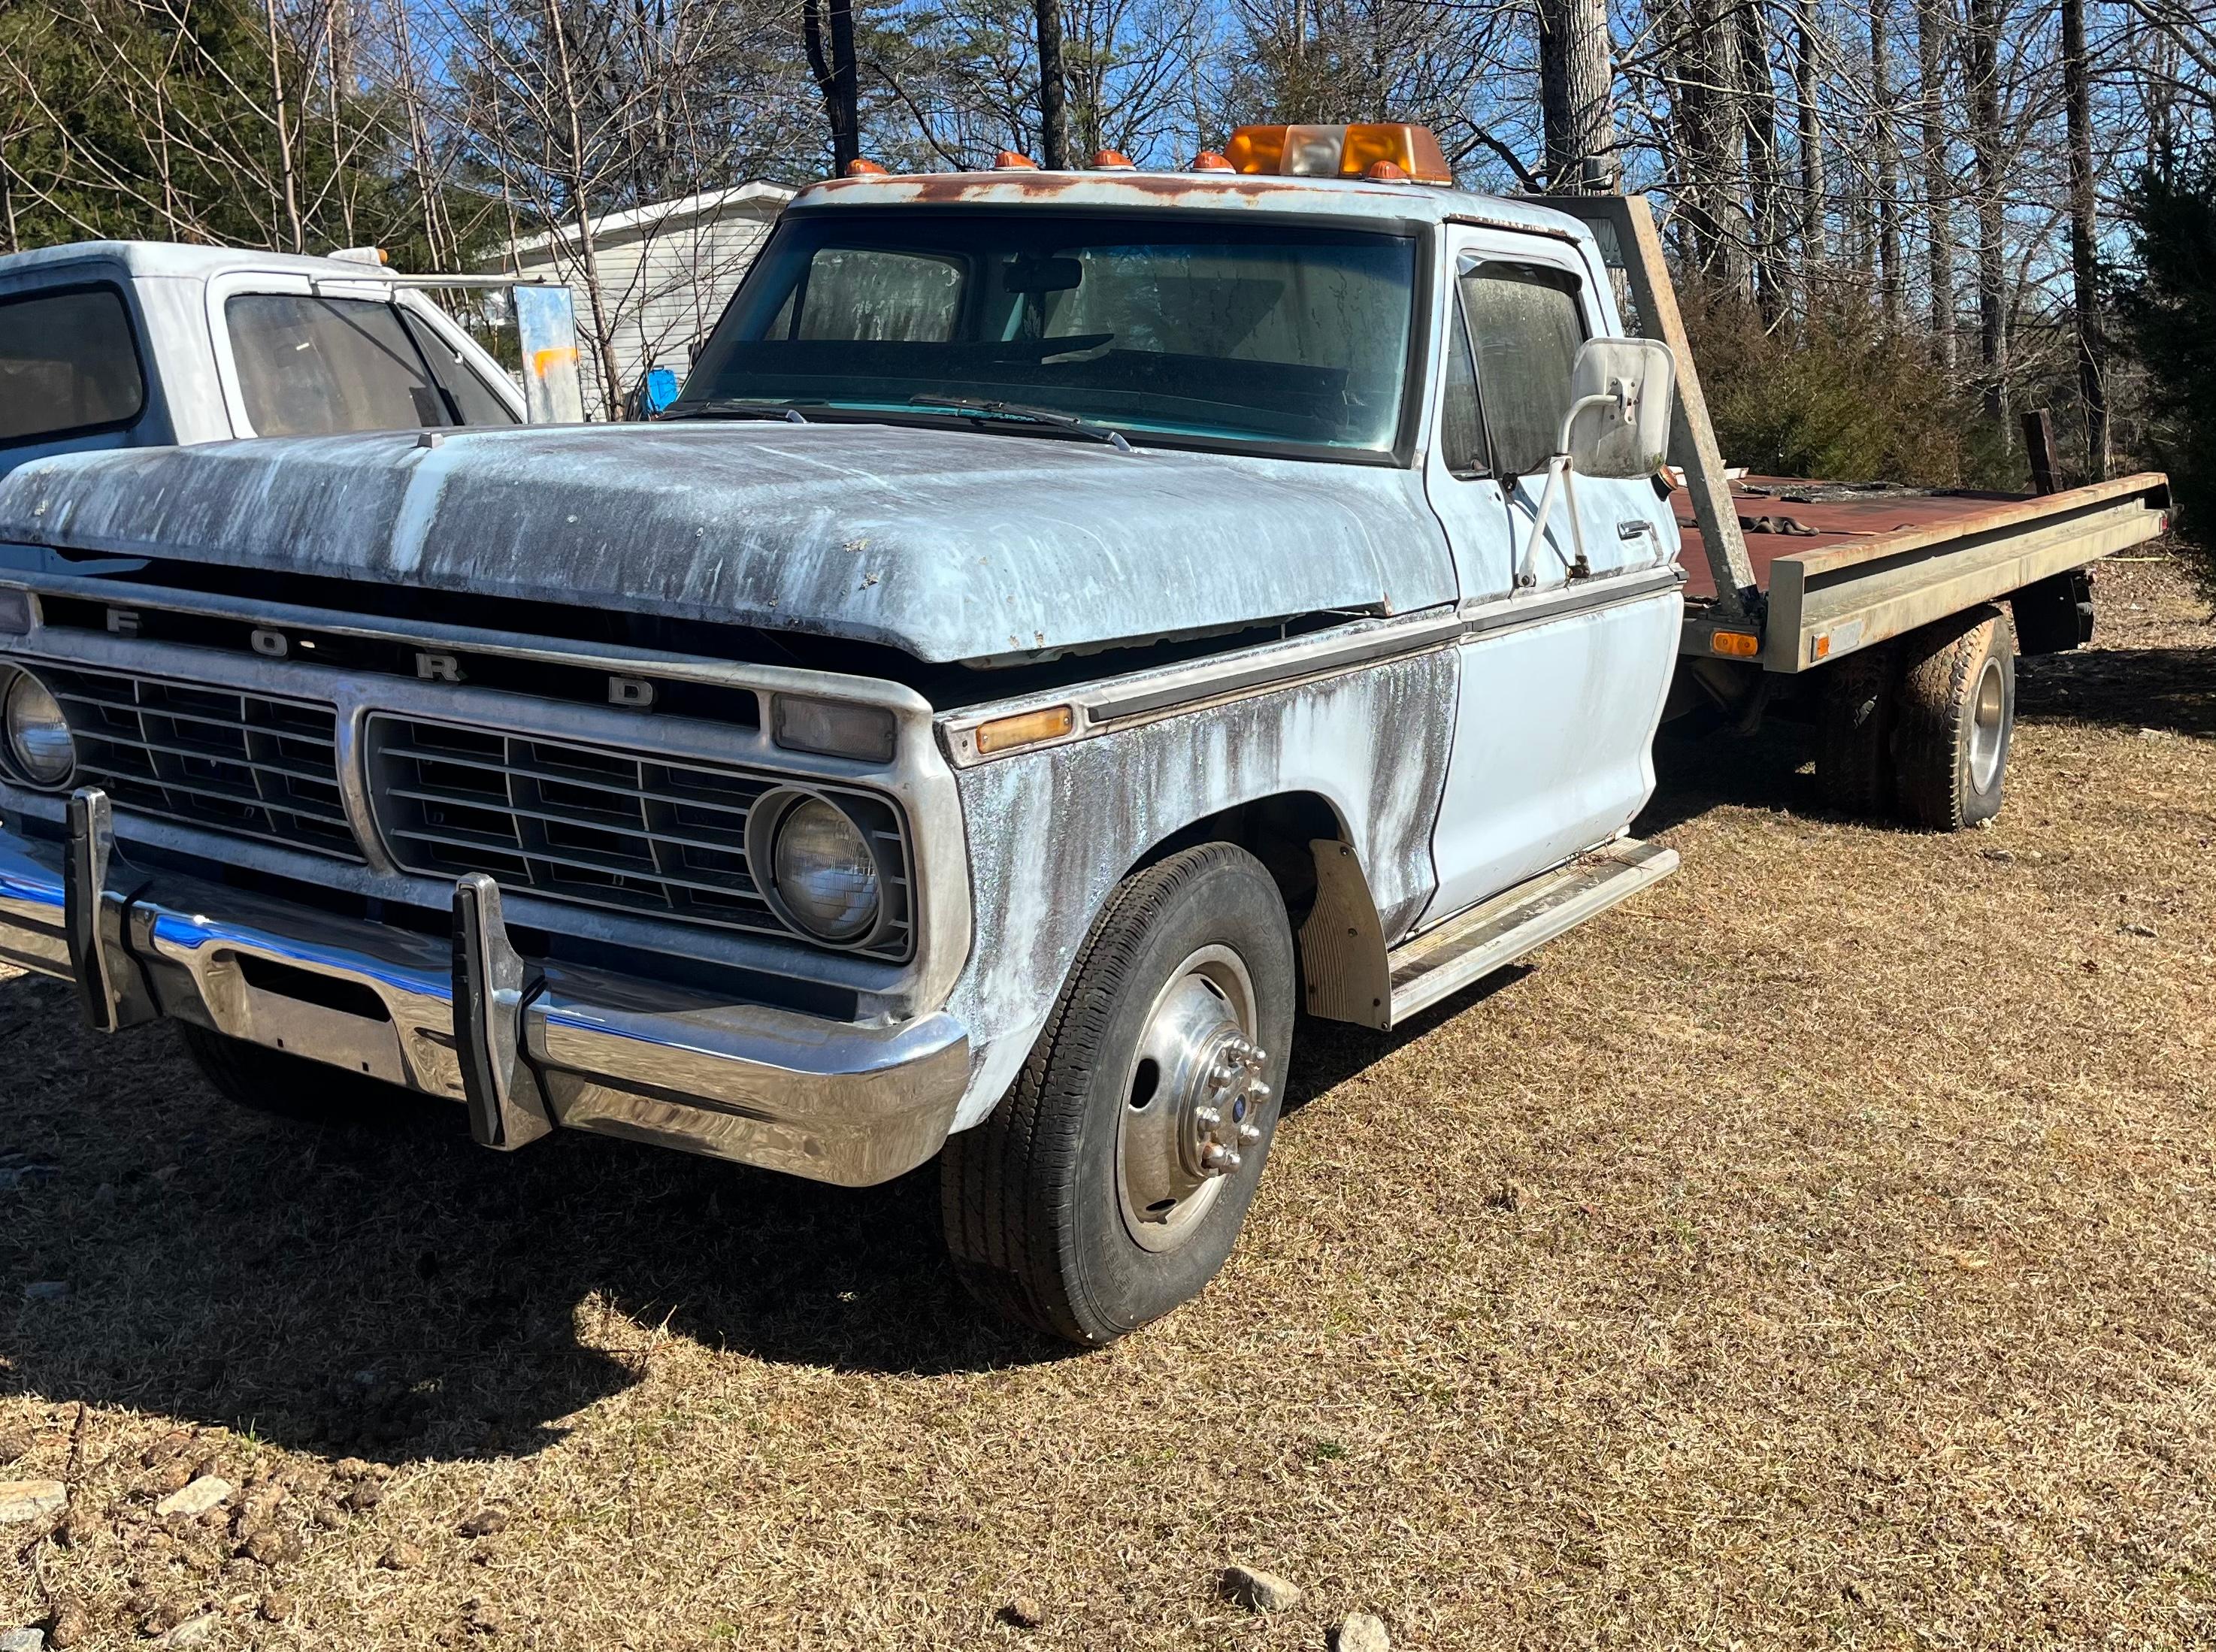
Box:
[1458,262,1586,477]
[1437,292,1488,479]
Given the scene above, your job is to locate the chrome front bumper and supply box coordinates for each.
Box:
[0,794,970,1186]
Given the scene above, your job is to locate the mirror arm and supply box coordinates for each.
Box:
[1518,388,1625,587]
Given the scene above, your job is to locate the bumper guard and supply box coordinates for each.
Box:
[0,790,970,1186]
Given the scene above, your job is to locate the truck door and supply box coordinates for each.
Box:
[1419,227,1682,922]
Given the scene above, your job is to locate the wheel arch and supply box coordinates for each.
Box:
[1130,789,1394,1031]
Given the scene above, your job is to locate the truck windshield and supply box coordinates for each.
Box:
[675,210,1418,458]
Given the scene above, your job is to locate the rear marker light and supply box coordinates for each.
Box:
[1709,631,1760,658]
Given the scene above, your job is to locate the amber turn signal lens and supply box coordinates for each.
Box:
[975,704,1075,755]
[1709,630,1760,658]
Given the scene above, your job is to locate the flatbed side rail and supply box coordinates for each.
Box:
[1761,473,2170,673]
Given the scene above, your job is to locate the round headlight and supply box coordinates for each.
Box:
[2,672,74,788]
[769,795,881,942]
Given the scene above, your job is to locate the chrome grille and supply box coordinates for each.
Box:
[38,664,357,860]
[365,715,912,956]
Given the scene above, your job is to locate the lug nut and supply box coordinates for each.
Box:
[1194,1106,1222,1127]
[1238,1122,1261,1144]
[1201,1144,1242,1173]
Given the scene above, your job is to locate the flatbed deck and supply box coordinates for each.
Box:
[1677,478,2045,602]
[1671,471,2170,673]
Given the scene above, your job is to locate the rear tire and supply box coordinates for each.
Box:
[940,843,1296,1345]
[178,1023,418,1124]
[1816,643,1897,816]
[1891,604,2015,831]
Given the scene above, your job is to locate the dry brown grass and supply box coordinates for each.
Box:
[4,558,2213,1651]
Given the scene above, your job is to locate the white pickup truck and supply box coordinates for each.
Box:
[0,126,2168,1345]
[0,241,528,486]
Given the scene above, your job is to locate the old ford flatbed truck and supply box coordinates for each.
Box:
[0,126,2169,1344]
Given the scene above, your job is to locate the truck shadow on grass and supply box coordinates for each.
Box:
[2,946,1540,1467]
[0,968,1064,1466]
[2015,643,2216,740]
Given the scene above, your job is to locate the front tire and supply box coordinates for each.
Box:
[941,843,1296,1345]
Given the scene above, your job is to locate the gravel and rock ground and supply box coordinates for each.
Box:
[2,556,2211,1650]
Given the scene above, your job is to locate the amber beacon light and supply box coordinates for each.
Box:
[1225,123,1454,185]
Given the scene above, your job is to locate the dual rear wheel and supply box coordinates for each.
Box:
[1817,604,2015,831]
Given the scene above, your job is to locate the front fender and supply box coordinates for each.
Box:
[939,646,1457,1130]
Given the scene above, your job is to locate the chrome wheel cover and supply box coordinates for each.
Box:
[1969,655,2007,792]
[1115,944,1270,1254]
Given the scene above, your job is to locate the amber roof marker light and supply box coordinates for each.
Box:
[1225,123,1454,185]
[1091,149,1137,171]
[1190,151,1234,173]
[843,158,890,177]
[994,150,1040,170]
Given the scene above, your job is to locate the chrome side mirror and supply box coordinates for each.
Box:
[1561,337,1676,480]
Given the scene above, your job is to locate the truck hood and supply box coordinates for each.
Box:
[0,422,1455,664]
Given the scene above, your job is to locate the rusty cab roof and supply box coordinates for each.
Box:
[784,168,1595,246]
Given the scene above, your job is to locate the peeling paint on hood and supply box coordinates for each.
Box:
[0,422,1457,664]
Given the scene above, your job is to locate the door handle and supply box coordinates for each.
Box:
[1616,519,1656,540]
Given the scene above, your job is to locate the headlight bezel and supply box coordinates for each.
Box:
[0,667,75,791]
[745,785,894,950]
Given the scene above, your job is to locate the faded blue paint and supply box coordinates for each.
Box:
[0,422,1460,665]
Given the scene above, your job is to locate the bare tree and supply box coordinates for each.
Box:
[2061,0,2107,475]
[1918,0,1957,370]
[1536,0,1616,189]
[1869,0,1903,328]
[1962,0,2007,431]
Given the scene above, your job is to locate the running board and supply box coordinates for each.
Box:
[1387,839,1679,1024]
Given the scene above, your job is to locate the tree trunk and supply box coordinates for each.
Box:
[1737,0,1784,322]
[1536,0,1616,190]
[1918,0,1956,371]
[1963,0,2007,433]
[1036,0,1067,166]
[802,0,860,171]
[1870,0,1902,329]
[1678,0,1747,279]
[1794,0,1824,290]
[2060,0,2108,478]
[262,0,304,251]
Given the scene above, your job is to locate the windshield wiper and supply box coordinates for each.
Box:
[910,394,1133,452]
[661,397,817,423]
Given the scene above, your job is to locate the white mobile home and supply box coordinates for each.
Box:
[493,180,792,417]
